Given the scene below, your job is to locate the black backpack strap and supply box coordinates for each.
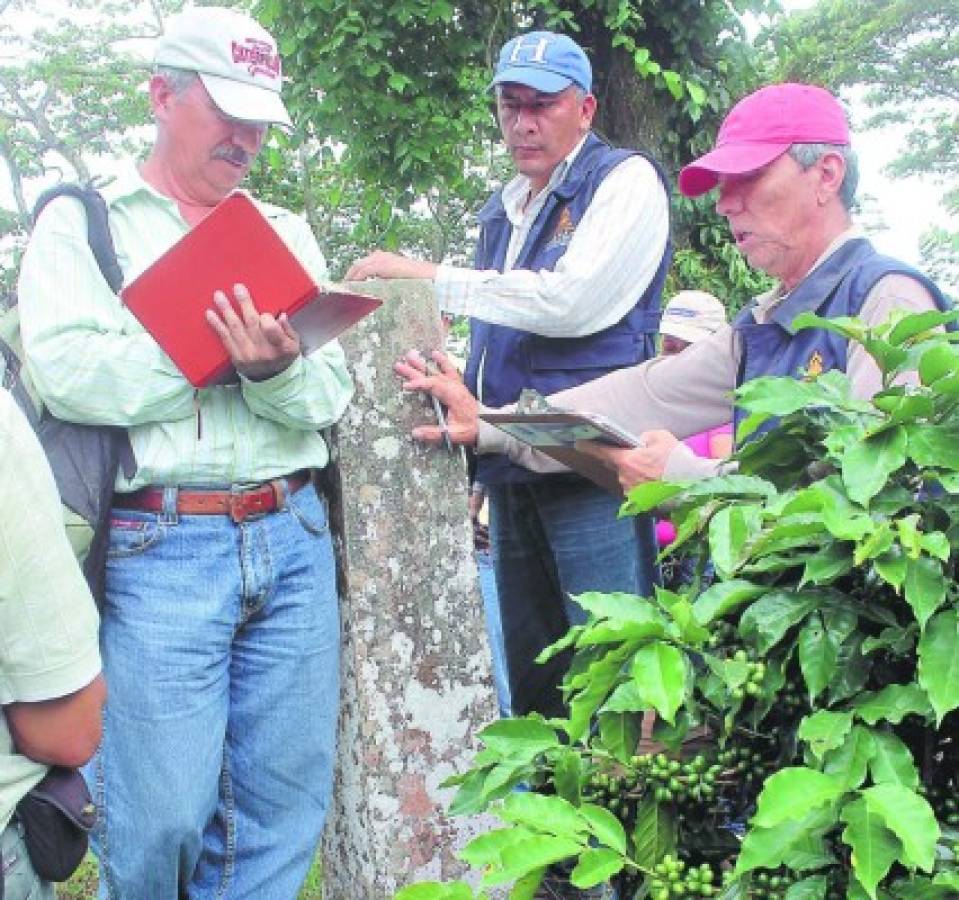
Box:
[0,336,39,429]
[33,184,124,293]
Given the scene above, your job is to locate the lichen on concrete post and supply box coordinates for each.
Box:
[321,279,498,898]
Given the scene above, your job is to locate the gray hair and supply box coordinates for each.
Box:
[788,143,859,210]
[153,66,200,96]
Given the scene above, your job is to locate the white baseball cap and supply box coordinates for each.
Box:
[660,291,727,344]
[154,6,292,129]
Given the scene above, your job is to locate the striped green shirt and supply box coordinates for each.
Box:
[17,167,353,490]
[0,390,101,831]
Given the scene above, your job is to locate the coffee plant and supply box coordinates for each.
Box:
[396,309,959,900]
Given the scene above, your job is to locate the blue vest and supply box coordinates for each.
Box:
[466,133,672,483]
[733,237,952,437]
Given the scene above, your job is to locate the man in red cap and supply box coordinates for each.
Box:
[394,82,952,491]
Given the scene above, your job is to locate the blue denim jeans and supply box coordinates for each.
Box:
[85,483,339,900]
[1,820,54,900]
[488,477,658,718]
[475,548,511,717]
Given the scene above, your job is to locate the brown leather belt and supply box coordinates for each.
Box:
[114,470,311,524]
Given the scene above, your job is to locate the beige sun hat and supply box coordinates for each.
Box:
[660,290,727,344]
[154,6,292,129]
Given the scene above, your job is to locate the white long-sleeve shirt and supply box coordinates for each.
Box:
[434,134,670,338]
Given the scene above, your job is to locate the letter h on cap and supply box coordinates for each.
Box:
[509,35,550,64]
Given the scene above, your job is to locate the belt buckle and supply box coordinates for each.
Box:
[228,486,272,524]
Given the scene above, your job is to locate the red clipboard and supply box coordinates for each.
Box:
[120,192,380,387]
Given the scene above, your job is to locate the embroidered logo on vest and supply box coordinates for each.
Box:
[805,350,825,379]
[544,206,576,252]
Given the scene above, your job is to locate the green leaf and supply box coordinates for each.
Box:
[797,710,853,758]
[569,847,625,888]
[906,423,959,470]
[629,641,687,724]
[578,803,628,854]
[460,827,529,867]
[709,503,763,576]
[659,594,710,644]
[874,547,908,590]
[888,309,959,346]
[479,719,561,760]
[841,798,902,900]
[395,881,476,899]
[662,69,684,99]
[568,592,665,627]
[784,874,829,899]
[800,543,854,586]
[598,711,642,765]
[854,520,894,566]
[450,768,495,815]
[601,680,645,713]
[621,481,687,515]
[736,805,837,873]
[822,725,874,791]
[902,556,947,628]
[798,612,840,701]
[631,796,678,869]
[566,646,634,743]
[498,793,586,838]
[752,768,846,828]
[485,835,586,886]
[552,749,583,805]
[917,608,959,724]
[692,579,766,625]
[509,867,545,900]
[868,730,919,789]
[853,683,932,725]
[739,591,822,654]
[686,80,706,105]
[841,427,907,506]
[918,342,959,384]
[860,784,939,871]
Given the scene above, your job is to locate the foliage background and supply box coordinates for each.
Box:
[3,0,955,305]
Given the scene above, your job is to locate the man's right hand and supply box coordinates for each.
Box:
[394,350,480,447]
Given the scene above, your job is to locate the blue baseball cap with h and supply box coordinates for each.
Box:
[491,31,592,94]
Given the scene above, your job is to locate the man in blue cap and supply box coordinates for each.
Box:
[348,32,671,728]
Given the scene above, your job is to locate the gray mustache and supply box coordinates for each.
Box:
[212,145,252,166]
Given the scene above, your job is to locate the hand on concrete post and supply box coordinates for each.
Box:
[394,349,479,447]
[344,250,438,282]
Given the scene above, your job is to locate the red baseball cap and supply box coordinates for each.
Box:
[678,83,850,197]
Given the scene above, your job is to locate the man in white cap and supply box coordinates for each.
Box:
[346,31,671,729]
[17,6,353,897]
[394,82,951,492]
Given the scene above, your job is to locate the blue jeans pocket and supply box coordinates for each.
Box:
[107,512,164,558]
[285,485,328,537]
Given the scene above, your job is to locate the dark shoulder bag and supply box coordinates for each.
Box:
[14,766,96,882]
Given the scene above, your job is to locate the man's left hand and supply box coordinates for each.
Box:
[205,283,300,381]
[575,429,680,492]
[345,251,438,282]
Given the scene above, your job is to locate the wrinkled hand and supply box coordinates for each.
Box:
[575,429,680,492]
[205,283,300,381]
[394,349,479,446]
[345,251,438,282]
